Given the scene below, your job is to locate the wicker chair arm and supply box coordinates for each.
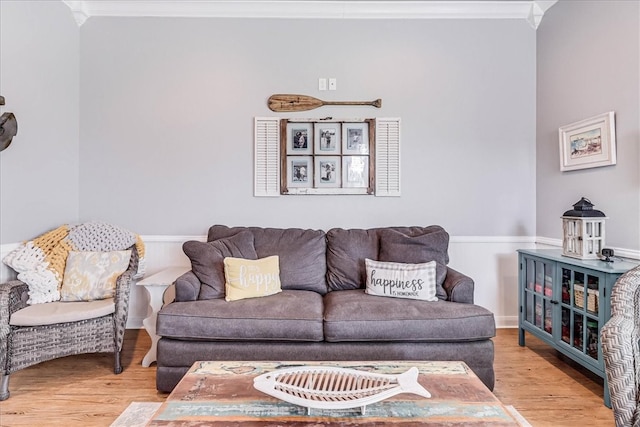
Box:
[0,280,29,322]
[0,280,29,371]
[112,265,136,352]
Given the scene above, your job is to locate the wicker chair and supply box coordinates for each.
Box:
[602,265,640,427]
[0,246,140,400]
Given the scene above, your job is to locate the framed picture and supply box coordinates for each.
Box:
[286,156,313,188]
[342,156,369,188]
[559,111,616,172]
[342,122,369,154]
[314,156,341,188]
[279,118,375,195]
[286,122,313,154]
[314,123,341,154]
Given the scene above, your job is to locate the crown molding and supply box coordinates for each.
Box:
[61,1,557,29]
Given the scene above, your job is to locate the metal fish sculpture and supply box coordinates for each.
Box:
[253,366,431,415]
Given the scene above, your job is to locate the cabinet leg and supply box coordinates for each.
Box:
[603,375,611,408]
[518,328,525,346]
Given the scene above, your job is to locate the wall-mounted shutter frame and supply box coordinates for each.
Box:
[375,118,401,197]
[254,117,280,197]
[255,116,400,197]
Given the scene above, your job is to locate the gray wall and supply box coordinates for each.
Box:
[536,0,640,251]
[5,1,637,255]
[79,17,536,236]
[0,1,80,243]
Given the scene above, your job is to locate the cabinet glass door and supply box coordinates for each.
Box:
[560,267,601,362]
[523,258,554,336]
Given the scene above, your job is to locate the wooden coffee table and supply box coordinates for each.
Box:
[148,361,524,426]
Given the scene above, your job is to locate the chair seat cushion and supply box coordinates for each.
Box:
[9,298,115,326]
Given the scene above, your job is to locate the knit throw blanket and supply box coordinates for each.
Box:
[3,222,146,304]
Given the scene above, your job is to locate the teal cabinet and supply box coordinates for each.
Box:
[517,249,639,408]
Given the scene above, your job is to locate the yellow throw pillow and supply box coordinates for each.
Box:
[60,250,131,301]
[223,255,282,302]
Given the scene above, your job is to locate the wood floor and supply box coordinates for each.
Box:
[0,328,614,426]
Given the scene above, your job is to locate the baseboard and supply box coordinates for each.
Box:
[495,316,519,329]
[127,316,146,329]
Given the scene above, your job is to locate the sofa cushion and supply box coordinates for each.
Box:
[378,228,450,300]
[323,289,495,342]
[207,225,327,294]
[326,226,448,291]
[326,228,379,290]
[364,258,438,301]
[183,231,257,300]
[224,255,282,302]
[157,290,324,341]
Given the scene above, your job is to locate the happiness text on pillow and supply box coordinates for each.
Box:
[369,269,424,298]
[236,265,279,291]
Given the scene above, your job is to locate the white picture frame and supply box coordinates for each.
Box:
[314,156,341,188]
[559,112,616,172]
[342,122,369,154]
[314,123,341,154]
[287,122,313,154]
[279,118,378,195]
[287,156,313,188]
[342,156,369,188]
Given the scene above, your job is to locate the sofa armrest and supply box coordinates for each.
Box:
[442,267,474,304]
[175,271,200,302]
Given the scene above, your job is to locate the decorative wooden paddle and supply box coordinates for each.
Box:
[268,94,382,112]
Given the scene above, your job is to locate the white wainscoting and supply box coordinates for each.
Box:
[3,236,637,330]
[126,235,539,329]
[126,235,201,328]
[449,237,536,328]
[0,237,199,329]
[134,235,539,329]
[0,243,19,284]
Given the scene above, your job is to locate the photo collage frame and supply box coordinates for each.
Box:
[281,119,374,195]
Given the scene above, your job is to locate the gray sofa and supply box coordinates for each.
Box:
[155,225,496,392]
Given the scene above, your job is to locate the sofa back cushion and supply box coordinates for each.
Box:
[326,228,379,291]
[377,228,450,300]
[183,231,258,300]
[326,226,449,292]
[208,225,328,294]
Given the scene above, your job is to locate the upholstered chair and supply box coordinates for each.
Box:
[0,246,141,400]
[602,265,640,427]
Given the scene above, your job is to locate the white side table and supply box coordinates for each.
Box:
[137,266,190,367]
